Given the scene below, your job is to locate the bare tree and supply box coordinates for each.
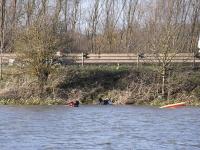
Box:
[71,0,80,33]
[63,0,69,32]
[146,0,196,99]
[25,0,35,26]
[0,0,6,80]
[88,0,100,53]
[11,0,17,30]
[125,0,139,53]
[14,23,58,97]
[52,0,63,32]
[189,0,200,67]
[103,0,116,52]
[5,0,17,52]
[38,0,48,22]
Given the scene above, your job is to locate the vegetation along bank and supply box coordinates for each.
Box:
[1,64,200,106]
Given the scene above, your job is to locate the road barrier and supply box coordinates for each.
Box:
[0,53,199,65]
[62,53,199,64]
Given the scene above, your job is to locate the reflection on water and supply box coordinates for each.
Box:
[0,105,200,150]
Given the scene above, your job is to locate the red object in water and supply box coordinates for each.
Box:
[160,102,186,108]
[66,101,79,107]
[67,101,75,107]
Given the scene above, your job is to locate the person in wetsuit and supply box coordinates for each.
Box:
[103,98,112,105]
[103,98,109,105]
[99,97,103,104]
[74,100,80,107]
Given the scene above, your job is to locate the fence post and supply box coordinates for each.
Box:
[193,52,196,69]
[137,53,139,69]
[81,52,84,66]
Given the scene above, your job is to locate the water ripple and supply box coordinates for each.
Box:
[0,105,200,150]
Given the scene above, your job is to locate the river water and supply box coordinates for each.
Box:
[0,105,200,150]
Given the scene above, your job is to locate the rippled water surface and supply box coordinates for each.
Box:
[0,105,200,150]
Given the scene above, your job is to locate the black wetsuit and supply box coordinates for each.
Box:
[74,101,79,107]
[99,98,103,104]
[103,99,109,105]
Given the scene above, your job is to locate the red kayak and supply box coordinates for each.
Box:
[160,102,186,108]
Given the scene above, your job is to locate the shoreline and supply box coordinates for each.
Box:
[0,98,200,107]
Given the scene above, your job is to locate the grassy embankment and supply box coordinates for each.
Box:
[1,64,200,106]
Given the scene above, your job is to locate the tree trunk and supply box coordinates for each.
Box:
[64,0,68,32]
[71,0,79,33]
[38,69,49,98]
[11,0,17,29]
[162,66,167,100]
[53,0,62,32]
[0,0,6,80]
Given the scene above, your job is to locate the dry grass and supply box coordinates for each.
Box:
[0,97,66,105]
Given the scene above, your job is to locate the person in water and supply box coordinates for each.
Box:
[67,100,80,107]
[98,97,112,105]
[74,100,80,107]
[103,98,110,105]
[98,97,103,104]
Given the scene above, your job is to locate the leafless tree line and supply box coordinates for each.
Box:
[0,0,199,54]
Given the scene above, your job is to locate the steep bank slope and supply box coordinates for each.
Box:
[1,65,200,105]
